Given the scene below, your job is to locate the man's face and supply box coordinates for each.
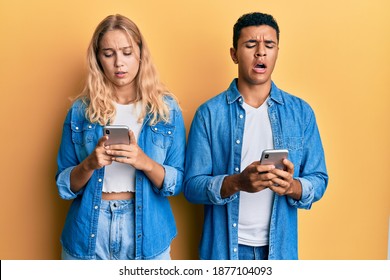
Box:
[231,25,279,87]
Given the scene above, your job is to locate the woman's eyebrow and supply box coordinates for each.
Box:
[101,46,132,51]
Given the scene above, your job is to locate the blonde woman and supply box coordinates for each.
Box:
[56,14,185,260]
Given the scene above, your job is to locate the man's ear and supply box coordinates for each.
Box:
[230,47,238,64]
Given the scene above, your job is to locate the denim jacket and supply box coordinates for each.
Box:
[56,96,185,259]
[184,79,328,260]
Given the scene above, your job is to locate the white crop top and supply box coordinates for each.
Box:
[102,102,142,193]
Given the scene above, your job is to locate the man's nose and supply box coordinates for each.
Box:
[255,44,266,57]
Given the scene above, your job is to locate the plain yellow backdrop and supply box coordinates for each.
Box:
[0,0,389,260]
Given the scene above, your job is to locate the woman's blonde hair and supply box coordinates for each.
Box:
[77,14,177,125]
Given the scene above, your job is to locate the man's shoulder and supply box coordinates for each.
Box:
[201,91,227,106]
[196,91,229,115]
[273,85,313,112]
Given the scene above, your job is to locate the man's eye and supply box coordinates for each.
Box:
[266,45,275,49]
[246,44,256,48]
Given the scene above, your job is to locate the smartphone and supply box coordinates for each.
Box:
[103,125,130,145]
[260,149,289,170]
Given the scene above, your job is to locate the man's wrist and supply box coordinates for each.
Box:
[288,179,302,200]
[221,174,241,198]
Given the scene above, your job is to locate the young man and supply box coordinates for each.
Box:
[184,12,328,260]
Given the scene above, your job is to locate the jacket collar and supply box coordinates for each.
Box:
[226,78,284,106]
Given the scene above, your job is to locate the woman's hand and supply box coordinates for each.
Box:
[105,130,152,171]
[70,135,112,193]
[105,130,165,188]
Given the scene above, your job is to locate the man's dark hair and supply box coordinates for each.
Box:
[233,12,280,49]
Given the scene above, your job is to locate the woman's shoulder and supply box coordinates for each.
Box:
[162,94,181,112]
[68,98,88,120]
[71,97,88,109]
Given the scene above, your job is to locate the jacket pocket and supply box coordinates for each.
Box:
[284,136,303,151]
[284,136,303,175]
[71,121,96,146]
[150,123,175,149]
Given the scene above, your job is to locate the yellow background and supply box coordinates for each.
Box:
[0,0,389,260]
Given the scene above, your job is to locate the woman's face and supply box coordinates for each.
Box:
[98,29,141,95]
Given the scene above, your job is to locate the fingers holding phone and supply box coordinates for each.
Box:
[103,125,131,158]
[236,162,276,193]
[259,149,291,188]
[83,135,113,171]
[103,126,150,170]
[260,150,296,196]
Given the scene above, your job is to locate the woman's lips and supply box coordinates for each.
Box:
[115,71,127,78]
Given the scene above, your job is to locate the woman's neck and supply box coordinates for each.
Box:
[114,85,138,105]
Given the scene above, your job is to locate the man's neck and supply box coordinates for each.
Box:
[237,80,271,108]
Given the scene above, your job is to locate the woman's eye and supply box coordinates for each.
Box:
[103,53,113,58]
[123,52,132,56]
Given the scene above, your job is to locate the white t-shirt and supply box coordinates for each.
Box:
[102,102,143,193]
[238,99,274,247]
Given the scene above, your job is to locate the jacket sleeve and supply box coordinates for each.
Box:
[55,105,84,200]
[153,100,186,197]
[183,108,236,205]
[288,106,328,209]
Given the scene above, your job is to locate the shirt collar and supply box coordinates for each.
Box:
[225,79,285,106]
[269,81,284,105]
[226,79,242,104]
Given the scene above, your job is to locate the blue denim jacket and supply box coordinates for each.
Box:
[56,97,185,259]
[184,79,328,260]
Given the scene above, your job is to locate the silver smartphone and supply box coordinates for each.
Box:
[103,125,130,145]
[260,149,289,170]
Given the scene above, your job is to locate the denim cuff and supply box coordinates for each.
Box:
[206,175,237,205]
[287,177,314,209]
[56,166,78,200]
[152,165,179,196]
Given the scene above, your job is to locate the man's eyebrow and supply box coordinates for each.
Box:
[244,39,258,44]
[243,39,277,44]
[264,40,277,44]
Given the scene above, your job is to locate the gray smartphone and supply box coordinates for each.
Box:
[103,125,130,145]
[260,149,289,170]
